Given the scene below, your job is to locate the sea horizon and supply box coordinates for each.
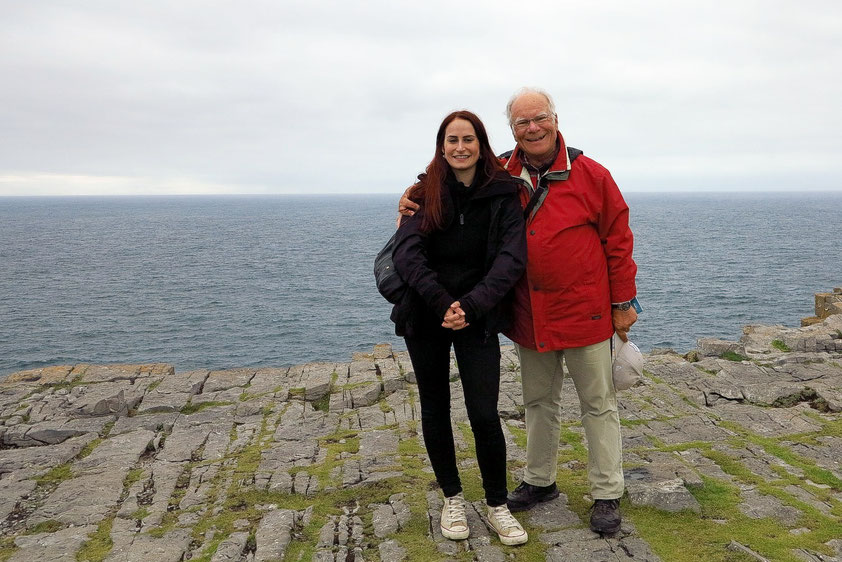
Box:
[2,189,842,198]
[2,191,840,377]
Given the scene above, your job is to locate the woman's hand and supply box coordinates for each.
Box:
[442,301,469,330]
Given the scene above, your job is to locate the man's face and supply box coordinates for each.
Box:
[510,92,558,163]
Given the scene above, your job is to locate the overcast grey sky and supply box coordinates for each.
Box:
[2,1,841,195]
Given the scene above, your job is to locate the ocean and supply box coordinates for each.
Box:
[1,192,840,377]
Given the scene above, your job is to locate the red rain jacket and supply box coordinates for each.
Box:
[502,133,637,351]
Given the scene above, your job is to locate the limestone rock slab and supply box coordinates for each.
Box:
[74,429,154,475]
[738,488,802,526]
[29,470,126,526]
[104,528,191,562]
[697,338,746,358]
[301,362,336,401]
[249,367,288,395]
[0,474,36,521]
[203,368,255,394]
[0,433,97,477]
[378,539,407,561]
[77,363,172,384]
[254,508,297,562]
[359,429,398,458]
[110,412,178,435]
[12,524,98,562]
[525,493,581,529]
[5,416,113,447]
[626,478,701,513]
[211,531,249,561]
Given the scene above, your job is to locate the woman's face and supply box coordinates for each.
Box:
[442,118,480,174]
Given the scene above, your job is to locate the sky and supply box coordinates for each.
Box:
[1,1,841,196]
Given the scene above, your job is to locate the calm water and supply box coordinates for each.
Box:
[1,192,840,377]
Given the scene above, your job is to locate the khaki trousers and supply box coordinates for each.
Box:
[515,339,624,499]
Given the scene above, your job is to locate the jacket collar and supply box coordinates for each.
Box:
[504,132,570,177]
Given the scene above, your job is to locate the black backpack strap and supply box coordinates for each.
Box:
[499,146,582,220]
[523,184,546,220]
[521,147,582,220]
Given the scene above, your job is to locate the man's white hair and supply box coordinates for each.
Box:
[506,87,557,124]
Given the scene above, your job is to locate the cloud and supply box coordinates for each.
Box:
[1,0,841,195]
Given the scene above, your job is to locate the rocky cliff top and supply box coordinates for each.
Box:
[0,296,841,561]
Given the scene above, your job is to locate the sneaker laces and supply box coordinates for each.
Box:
[444,495,466,521]
[489,505,520,531]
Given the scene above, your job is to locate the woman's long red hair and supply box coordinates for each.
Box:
[412,110,505,232]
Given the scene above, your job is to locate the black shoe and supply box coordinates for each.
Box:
[589,498,621,534]
[506,481,560,512]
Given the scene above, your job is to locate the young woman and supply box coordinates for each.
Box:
[390,110,528,545]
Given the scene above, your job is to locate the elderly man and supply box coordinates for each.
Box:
[400,88,638,534]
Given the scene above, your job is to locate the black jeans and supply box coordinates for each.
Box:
[405,325,508,506]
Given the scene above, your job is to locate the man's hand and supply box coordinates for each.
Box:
[399,185,420,217]
[442,301,469,330]
[612,308,637,342]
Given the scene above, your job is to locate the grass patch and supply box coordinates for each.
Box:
[180,400,233,415]
[35,377,82,394]
[720,351,749,362]
[506,421,527,450]
[771,339,791,352]
[631,503,794,561]
[25,520,64,535]
[78,438,103,460]
[123,468,144,490]
[623,429,842,560]
[632,473,841,561]
[397,431,425,457]
[337,381,377,392]
[643,369,664,384]
[679,393,703,409]
[0,537,17,561]
[312,392,331,413]
[76,517,114,561]
[719,421,842,492]
[302,430,362,487]
[35,463,73,486]
[620,417,653,427]
[558,425,588,458]
[287,386,307,400]
[130,507,150,520]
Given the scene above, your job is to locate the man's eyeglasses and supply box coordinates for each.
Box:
[511,113,553,131]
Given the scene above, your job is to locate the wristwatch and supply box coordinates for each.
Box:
[612,301,632,311]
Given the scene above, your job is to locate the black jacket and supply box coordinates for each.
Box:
[391,171,527,337]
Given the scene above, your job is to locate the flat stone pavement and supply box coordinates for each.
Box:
[0,313,840,561]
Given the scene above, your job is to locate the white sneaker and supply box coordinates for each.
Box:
[486,504,528,545]
[440,493,469,540]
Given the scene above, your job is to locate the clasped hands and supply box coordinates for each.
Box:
[442,301,468,331]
